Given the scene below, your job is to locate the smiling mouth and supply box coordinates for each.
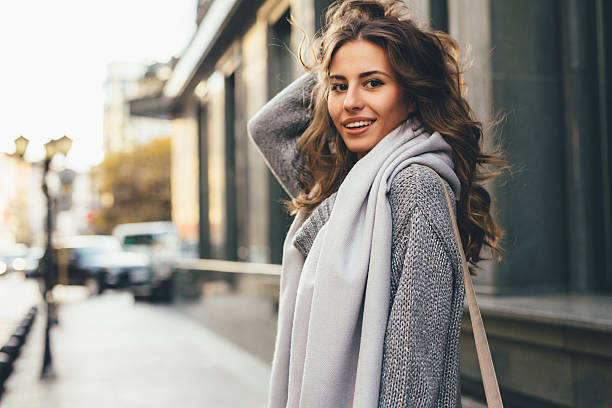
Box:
[344,120,375,129]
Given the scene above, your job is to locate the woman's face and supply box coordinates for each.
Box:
[327,39,413,160]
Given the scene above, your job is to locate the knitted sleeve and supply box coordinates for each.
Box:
[246,73,317,199]
[379,166,462,408]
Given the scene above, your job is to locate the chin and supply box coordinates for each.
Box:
[344,140,375,156]
[346,146,371,159]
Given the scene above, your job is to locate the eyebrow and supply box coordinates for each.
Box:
[329,70,393,80]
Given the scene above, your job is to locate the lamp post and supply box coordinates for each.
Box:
[13,135,72,379]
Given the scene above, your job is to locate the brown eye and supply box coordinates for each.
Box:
[365,79,384,88]
[331,83,348,92]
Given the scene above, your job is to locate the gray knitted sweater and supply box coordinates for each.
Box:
[248,74,465,407]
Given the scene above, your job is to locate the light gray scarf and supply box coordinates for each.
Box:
[268,119,460,408]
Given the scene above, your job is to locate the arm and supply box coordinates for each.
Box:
[247,73,317,199]
[379,204,458,408]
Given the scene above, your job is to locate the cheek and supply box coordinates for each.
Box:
[327,97,341,124]
[379,93,409,123]
[394,91,412,116]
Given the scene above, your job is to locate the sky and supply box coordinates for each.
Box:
[0,0,196,171]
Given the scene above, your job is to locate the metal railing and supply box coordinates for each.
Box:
[173,258,281,276]
[171,258,281,301]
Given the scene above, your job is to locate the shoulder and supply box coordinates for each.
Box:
[388,163,456,215]
[388,164,457,237]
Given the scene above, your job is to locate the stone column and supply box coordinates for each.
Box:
[487,0,568,293]
[561,0,607,292]
[448,0,498,292]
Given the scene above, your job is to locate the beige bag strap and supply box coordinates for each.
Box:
[429,169,504,408]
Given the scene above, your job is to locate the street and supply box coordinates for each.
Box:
[0,274,270,408]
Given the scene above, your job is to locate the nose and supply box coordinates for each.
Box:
[343,87,363,112]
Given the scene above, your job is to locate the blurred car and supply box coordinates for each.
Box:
[23,246,44,277]
[112,221,178,302]
[0,244,29,276]
[55,235,151,295]
[81,250,150,291]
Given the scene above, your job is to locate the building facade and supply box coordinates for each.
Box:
[0,154,40,246]
[139,0,612,406]
[103,61,175,156]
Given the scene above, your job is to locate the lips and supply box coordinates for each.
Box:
[345,120,373,128]
[342,117,376,135]
[342,116,376,127]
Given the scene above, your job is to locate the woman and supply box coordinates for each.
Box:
[248,0,505,406]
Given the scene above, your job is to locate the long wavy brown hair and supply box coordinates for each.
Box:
[289,0,507,266]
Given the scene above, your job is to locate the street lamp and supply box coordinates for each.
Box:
[44,140,59,159]
[14,135,29,158]
[13,135,72,380]
[56,135,72,156]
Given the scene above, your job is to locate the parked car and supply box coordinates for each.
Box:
[23,246,44,277]
[55,235,150,295]
[112,222,178,302]
[81,250,150,291]
[0,244,29,276]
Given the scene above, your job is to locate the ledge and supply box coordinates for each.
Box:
[163,0,240,99]
[129,95,174,119]
[473,293,612,333]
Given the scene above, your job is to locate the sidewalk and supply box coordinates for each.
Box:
[0,288,270,408]
[0,277,485,408]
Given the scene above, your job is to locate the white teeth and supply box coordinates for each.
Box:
[345,120,373,128]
